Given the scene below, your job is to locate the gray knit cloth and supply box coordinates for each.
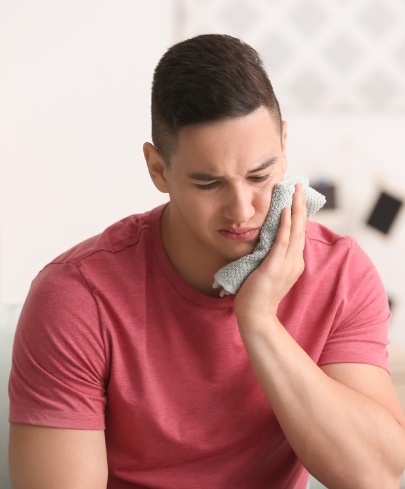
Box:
[212,175,326,296]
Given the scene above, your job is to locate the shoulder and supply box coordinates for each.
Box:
[25,205,165,310]
[304,220,354,267]
[305,220,349,248]
[294,222,390,371]
[305,220,370,260]
[304,220,384,291]
[304,220,389,311]
[51,206,163,268]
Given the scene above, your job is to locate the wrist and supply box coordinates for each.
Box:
[237,312,282,339]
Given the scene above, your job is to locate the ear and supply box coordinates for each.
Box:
[280,120,288,174]
[143,142,170,193]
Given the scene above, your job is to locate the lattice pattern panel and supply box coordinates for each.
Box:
[178,0,405,113]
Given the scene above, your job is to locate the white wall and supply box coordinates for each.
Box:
[0,0,174,303]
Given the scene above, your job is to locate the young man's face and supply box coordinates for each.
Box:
[146,106,287,269]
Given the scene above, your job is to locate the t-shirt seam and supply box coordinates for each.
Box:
[150,223,234,311]
[321,347,386,353]
[148,207,236,310]
[325,237,354,331]
[39,261,110,384]
[75,261,111,384]
[150,249,234,311]
[10,405,102,417]
[49,223,151,268]
[305,228,352,248]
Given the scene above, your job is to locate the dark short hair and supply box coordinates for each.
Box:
[151,34,282,163]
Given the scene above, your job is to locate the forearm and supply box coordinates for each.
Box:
[239,318,405,489]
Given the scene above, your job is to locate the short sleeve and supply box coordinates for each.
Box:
[318,238,391,372]
[9,262,107,429]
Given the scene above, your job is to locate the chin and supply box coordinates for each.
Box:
[223,244,256,262]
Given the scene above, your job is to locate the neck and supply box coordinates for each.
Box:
[160,205,228,297]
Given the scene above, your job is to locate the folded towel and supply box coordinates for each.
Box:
[212,175,326,296]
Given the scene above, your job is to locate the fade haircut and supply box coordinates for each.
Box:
[151,34,282,164]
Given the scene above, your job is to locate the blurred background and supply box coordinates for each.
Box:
[1,1,405,487]
[2,0,405,344]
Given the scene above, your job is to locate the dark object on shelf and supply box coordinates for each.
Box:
[366,191,403,234]
[311,182,336,210]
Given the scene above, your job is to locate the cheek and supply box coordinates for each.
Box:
[259,170,286,210]
[180,190,217,222]
[255,182,275,213]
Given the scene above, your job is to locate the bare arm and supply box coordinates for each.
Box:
[234,185,405,489]
[9,424,108,489]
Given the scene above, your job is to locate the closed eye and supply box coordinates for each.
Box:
[248,174,270,183]
[195,174,270,190]
[195,181,221,190]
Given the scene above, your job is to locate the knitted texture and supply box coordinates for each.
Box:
[212,175,326,296]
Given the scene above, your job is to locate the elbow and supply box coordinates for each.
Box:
[324,462,405,489]
[376,472,404,489]
[353,468,404,489]
[359,429,405,489]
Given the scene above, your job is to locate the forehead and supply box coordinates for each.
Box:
[171,107,282,173]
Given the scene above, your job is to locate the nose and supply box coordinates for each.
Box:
[223,183,255,223]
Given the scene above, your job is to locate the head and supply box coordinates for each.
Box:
[144,35,288,281]
[150,34,282,164]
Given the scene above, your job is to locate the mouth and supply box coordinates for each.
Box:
[219,227,259,241]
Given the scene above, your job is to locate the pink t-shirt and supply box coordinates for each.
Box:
[9,204,390,489]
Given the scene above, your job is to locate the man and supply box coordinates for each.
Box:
[8,34,405,489]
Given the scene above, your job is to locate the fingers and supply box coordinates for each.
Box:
[288,183,307,254]
[259,183,307,272]
[272,184,306,256]
[235,185,307,318]
[269,207,292,261]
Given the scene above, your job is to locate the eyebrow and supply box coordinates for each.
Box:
[251,157,279,173]
[187,157,279,181]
